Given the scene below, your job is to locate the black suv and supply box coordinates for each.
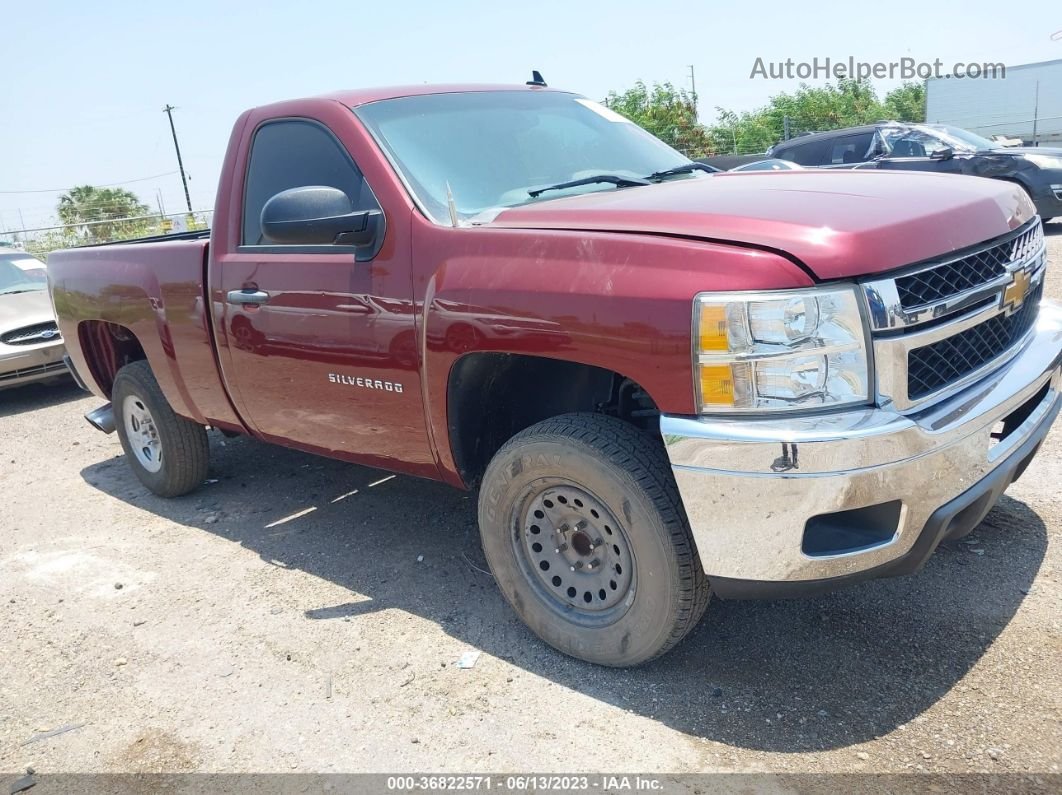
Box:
[768,123,1062,221]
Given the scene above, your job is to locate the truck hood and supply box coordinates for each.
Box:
[487,170,1035,280]
[0,289,56,333]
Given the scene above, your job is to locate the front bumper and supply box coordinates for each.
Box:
[1029,178,1062,219]
[0,342,68,390]
[661,300,1062,598]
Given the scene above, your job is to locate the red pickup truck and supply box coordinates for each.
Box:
[49,83,1062,666]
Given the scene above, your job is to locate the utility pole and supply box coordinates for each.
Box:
[687,64,698,119]
[1031,81,1040,146]
[163,104,194,213]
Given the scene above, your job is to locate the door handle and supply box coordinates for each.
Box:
[227,289,270,306]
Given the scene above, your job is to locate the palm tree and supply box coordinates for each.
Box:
[57,185,151,242]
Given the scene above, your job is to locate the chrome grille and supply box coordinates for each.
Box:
[863,217,1048,411]
[895,220,1043,309]
[907,282,1043,399]
[1,321,61,346]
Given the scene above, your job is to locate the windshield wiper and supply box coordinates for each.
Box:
[0,289,40,296]
[645,163,720,181]
[528,174,651,199]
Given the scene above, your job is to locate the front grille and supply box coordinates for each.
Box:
[1,321,61,346]
[907,282,1043,399]
[896,221,1043,309]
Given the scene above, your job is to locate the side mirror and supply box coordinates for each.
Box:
[930,147,954,161]
[260,186,382,247]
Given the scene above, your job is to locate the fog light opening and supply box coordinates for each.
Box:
[802,501,903,557]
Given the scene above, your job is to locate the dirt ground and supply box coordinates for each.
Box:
[1,224,1060,778]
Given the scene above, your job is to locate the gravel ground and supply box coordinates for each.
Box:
[1,224,1060,778]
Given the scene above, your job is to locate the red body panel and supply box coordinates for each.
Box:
[47,84,1032,489]
[411,224,809,485]
[490,170,1036,280]
[48,239,242,430]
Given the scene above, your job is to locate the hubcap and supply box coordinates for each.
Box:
[517,484,635,613]
[122,395,163,473]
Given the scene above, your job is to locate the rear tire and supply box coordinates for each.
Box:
[112,361,209,497]
[478,413,710,667]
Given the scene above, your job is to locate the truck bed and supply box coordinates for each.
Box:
[47,236,242,430]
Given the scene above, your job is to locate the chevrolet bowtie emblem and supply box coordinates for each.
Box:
[1002,267,1032,315]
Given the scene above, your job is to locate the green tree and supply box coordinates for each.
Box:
[707,79,890,154]
[605,78,928,158]
[882,82,926,122]
[57,185,152,243]
[605,81,713,157]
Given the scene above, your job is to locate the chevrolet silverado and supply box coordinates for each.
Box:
[47,84,1062,666]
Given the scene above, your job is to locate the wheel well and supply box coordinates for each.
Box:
[78,320,146,397]
[447,353,660,488]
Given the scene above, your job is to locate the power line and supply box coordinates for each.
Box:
[0,171,181,195]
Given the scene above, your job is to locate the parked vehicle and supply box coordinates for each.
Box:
[0,253,67,389]
[768,122,1062,220]
[696,154,760,170]
[729,158,804,172]
[48,84,1061,666]
[5,251,49,282]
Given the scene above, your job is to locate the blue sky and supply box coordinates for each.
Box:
[3,0,1060,232]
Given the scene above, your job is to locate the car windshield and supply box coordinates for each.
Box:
[0,256,47,294]
[354,91,695,223]
[881,124,994,156]
[924,125,996,151]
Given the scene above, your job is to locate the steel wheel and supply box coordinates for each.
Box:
[513,480,636,623]
[121,394,163,473]
[479,413,711,666]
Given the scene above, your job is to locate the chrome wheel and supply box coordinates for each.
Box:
[515,482,635,617]
[122,394,163,473]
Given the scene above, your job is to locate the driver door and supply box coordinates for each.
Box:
[213,118,430,472]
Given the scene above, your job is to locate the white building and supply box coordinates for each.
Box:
[925,58,1062,145]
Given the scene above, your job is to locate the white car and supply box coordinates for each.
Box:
[4,250,49,282]
[0,252,68,389]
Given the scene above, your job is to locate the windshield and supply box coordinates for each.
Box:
[923,125,996,151]
[354,91,694,222]
[881,124,994,157]
[0,256,47,294]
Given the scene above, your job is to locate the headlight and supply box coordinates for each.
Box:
[1024,154,1062,170]
[694,286,870,413]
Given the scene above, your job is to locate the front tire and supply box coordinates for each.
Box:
[478,413,710,666]
[112,361,209,497]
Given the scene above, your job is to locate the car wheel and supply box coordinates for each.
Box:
[478,413,710,666]
[112,361,209,497]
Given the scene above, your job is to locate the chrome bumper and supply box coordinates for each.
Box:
[0,342,68,390]
[661,300,1062,597]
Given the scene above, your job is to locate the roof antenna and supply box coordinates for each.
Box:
[445,181,460,227]
[526,70,547,87]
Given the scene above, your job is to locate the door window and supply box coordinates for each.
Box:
[882,128,952,159]
[778,139,830,166]
[241,119,380,246]
[828,133,875,165]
